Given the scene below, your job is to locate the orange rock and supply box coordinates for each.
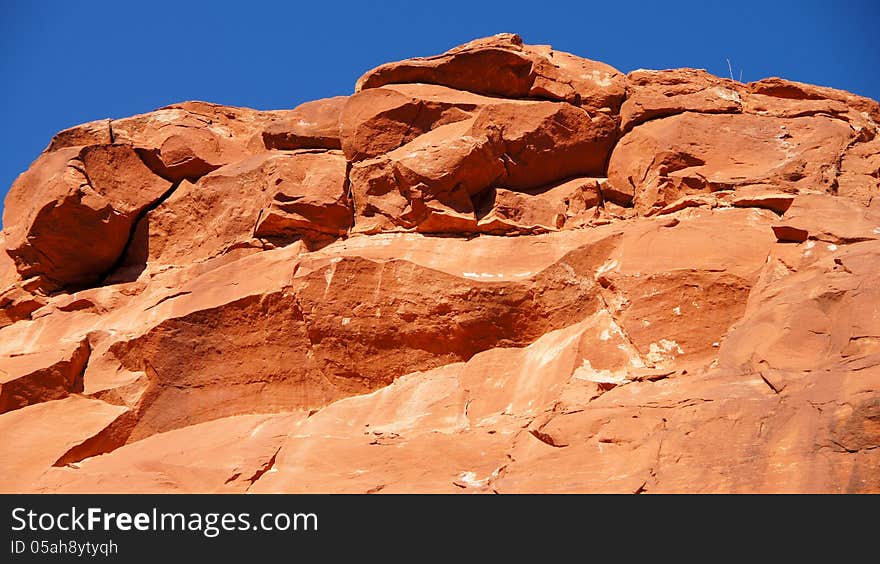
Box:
[773,193,880,244]
[3,145,172,288]
[1,34,879,494]
[114,149,350,278]
[339,87,477,161]
[349,100,616,233]
[262,96,347,150]
[475,177,602,233]
[621,68,744,132]
[49,101,285,182]
[748,77,880,124]
[0,237,45,327]
[349,118,504,233]
[607,112,853,212]
[837,137,880,205]
[472,101,616,189]
[0,338,90,413]
[0,397,128,493]
[31,413,303,493]
[356,33,625,113]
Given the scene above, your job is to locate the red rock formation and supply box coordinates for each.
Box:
[1,34,879,493]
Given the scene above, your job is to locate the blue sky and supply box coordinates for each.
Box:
[2,0,878,224]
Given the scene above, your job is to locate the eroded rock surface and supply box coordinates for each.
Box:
[2,34,879,493]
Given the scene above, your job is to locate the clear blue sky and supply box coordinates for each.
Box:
[2,0,878,224]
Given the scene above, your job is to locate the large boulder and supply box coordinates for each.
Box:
[50,101,285,182]
[262,96,348,151]
[3,145,172,288]
[0,338,90,413]
[356,33,625,114]
[112,150,351,278]
[339,86,479,161]
[0,397,128,493]
[607,112,854,212]
[1,34,879,495]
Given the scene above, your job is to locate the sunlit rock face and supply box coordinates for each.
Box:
[2,33,880,493]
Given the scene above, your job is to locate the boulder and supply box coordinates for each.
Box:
[116,150,350,275]
[475,177,602,233]
[0,397,128,492]
[1,34,879,494]
[607,112,854,212]
[3,145,172,288]
[262,96,347,150]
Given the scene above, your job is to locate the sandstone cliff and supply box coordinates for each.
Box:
[1,34,879,493]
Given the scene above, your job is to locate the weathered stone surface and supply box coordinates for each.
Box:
[475,177,602,233]
[30,413,303,493]
[349,118,504,233]
[771,193,880,244]
[253,152,352,241]
[621,68,744,132]
[0,338,90,413]
[0,236,45,327]
[0,285,44,328]
[262,96,347,150]
[356,33,625,114]
[473,101,616,188]
[0,397,128,493]
[837,137,880,205]
[49,101,285,182]
[607,112,854,212]
[350,100,616,233]
[114,149,350,277]
[731,192,795,214]
[747,77,880,124]
[1,34,879,494]
[339,86,478,161]
[3,145,172,288]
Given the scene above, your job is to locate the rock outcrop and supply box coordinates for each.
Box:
[2,34,879,493]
